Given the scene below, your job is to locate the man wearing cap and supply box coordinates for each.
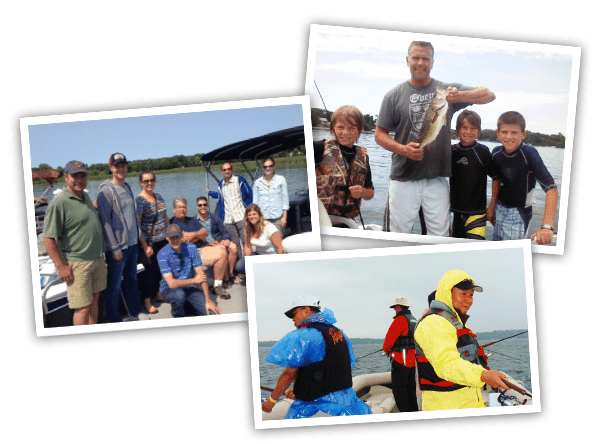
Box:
[42,161,107,325]
[414,270,510,410]
[382,296,418,412]
[156,224,220,317]
[96,153,146,322]
[261,295,371,418]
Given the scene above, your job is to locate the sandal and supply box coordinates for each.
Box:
[215,286,231,300]
[144,300,159,314]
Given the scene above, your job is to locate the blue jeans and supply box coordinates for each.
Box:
[161,286,207,318]
[104,247,142,322]
[493,202,533,241]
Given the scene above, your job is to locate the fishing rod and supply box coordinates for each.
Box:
[500,378,532,398]
[485,348,526,363]
[313,81,330,120]
[356,348,383,360]
[481,331,528,348]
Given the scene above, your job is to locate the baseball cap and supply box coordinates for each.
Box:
[109,153,128,166]
[390,296,411,308]
[165,224,183,238]
[64,160,88,175]
[284,295,321,318]
[453,279,483,292]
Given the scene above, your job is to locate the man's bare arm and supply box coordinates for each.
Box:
[447,87,495,104]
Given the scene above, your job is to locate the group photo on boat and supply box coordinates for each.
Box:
[247,240,538,428]
[306,25,579,255]
[22,96,321,336]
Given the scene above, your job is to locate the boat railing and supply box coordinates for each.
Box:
[41,277,67,317]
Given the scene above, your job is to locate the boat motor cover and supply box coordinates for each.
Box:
[265,308,372,418]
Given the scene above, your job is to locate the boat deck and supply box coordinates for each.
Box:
[38,241,247,327]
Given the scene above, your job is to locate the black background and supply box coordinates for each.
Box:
[10,14,596,441]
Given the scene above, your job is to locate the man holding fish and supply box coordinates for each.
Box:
[375,41,495,236]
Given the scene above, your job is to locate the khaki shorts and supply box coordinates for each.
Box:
[67,257,108,309]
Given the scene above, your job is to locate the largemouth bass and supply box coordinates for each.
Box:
[417,87,455,148]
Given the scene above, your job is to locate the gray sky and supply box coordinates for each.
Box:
[306,25,578,137]
[251,243,530,341]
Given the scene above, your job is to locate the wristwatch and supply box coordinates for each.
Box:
[541,224,553,231]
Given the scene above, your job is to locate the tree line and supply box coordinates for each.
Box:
[312,107,566,148]
[33,146,306,179]
[311,108,377,132]
[470,129,565,148]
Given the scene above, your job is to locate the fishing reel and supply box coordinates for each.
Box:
[497,391,522,406]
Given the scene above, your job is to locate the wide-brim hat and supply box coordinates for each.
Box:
[390,296,411,308]
[284,294,321,318]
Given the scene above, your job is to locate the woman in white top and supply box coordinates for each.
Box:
[243,204,284,256]
[253,157,289,232]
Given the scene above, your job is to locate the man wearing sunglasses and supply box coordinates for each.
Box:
[195,196,239,286]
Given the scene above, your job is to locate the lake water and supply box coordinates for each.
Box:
[314,129,564,238]
[33,167,309,221]
[258,337,532,397]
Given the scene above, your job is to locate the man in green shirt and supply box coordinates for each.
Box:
[43,161,107,325]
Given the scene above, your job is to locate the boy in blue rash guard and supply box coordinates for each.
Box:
[487,111,558,245]
[261,295,372,419]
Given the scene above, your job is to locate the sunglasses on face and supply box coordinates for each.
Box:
[263,164,274,169]
[222,168,232,172]
[197,203,208,207]
[141,178,156,184]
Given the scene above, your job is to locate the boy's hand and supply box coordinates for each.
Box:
[531,228,553,245]
[485,205,496,225]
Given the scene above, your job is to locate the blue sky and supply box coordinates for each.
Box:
[306,26,578,137]
[250,242,531,341]
[26,102,305,169]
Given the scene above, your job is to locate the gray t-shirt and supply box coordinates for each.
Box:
[113,184,139,248]
[377,78,472,181]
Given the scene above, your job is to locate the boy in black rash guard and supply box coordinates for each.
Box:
[315,106,374,223]
[487,111,558,245]
[450,110,498,239]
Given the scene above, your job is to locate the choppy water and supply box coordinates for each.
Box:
[314,129,564,238]
[258,337,532,396]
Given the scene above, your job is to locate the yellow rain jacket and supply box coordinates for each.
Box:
[414,270,486,410]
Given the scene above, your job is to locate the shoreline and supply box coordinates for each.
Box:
[32,155,307,186]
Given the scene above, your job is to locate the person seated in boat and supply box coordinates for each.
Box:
[253,157,289,233]
[261,295,372,418]
[169,197,232,299]
[42,160,107,326]
[156,224,220,317]
[414,270,509,411]
[382,296,418,412]
[195,196,241,285]
[243,204,284,256]
[315,105,374,225]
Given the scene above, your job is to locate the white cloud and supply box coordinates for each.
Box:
[316,60,404,79]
